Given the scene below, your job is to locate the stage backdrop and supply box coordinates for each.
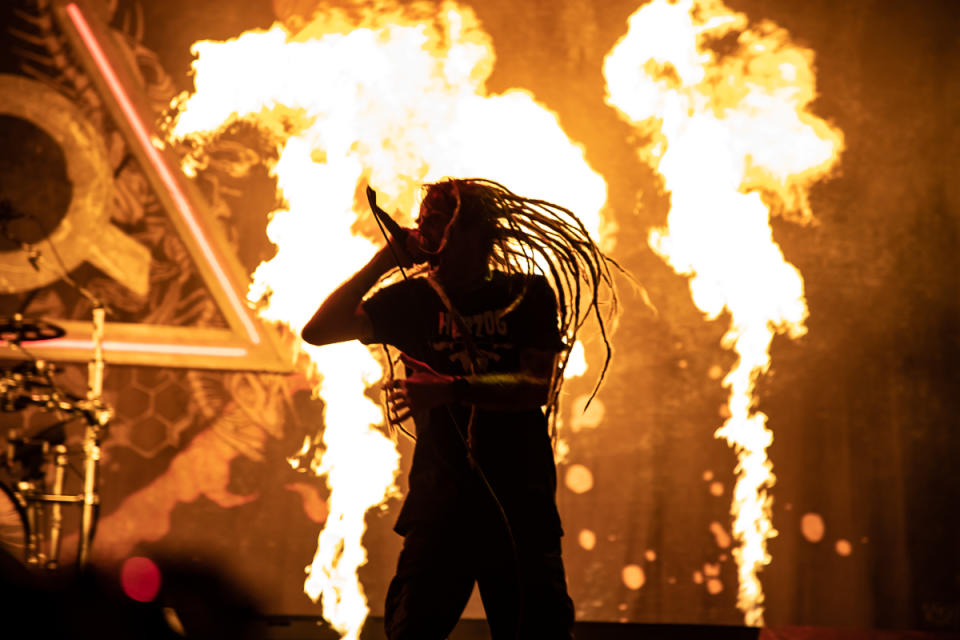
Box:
[0,0,957,633]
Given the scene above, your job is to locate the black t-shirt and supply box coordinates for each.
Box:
[361,271,565,537]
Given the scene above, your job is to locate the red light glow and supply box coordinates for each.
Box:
[120,556,162,602]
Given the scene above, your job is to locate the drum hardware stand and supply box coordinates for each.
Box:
[79,304,107,567]
[2,307,112,569]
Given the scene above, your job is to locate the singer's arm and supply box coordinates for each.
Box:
[301,246,396,346]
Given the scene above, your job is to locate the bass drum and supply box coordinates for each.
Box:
[0,479,29,564]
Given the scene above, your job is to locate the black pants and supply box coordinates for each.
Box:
[384,517,575,640]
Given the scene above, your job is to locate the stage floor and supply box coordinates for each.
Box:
[258,617,960,640]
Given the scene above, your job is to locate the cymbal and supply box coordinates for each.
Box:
[0,316,66,343]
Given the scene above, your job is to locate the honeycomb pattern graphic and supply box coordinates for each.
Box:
[106,367,197,459]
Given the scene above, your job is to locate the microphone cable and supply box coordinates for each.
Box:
[370,192,525,639]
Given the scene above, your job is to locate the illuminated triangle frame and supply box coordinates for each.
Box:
[0,0,293,371]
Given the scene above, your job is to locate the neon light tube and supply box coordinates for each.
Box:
[65,3,261,345]
[8,338,249,358]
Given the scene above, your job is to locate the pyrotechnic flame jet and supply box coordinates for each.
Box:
[169,2,607,638]
[603,0,843,625]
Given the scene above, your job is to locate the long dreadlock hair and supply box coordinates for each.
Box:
[413,177,622,434]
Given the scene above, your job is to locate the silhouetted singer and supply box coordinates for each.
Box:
[302,178,619,640]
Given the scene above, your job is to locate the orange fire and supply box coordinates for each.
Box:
[604,0,842,626]
[169,2,606,637]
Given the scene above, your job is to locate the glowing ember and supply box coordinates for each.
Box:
[603,0,843,626]
[170,2,607,637]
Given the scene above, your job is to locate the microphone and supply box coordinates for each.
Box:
[366,187,426,267]
[366,186,409,245]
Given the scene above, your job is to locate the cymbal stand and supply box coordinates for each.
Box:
[47,444,68,567]
[3,308,112,569]
[77,305,106,567]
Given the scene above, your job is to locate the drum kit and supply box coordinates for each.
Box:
[1,311,112,570]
